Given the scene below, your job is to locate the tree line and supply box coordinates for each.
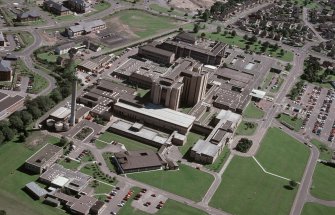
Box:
[0,59,76,145]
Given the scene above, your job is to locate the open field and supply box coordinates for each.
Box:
[85,1,111,16]
[256,128,309,181]
[98,131,157,151]
[0,138,66,215]
[277,114,303,132]
[236,121,258,136]
[301,202,335,215]
[310,163,335,200]
[210,156,299,215]
[210,128,309,215]
[128,164,214,202]
[179,132,205,156]
[149,4,185,17]
[205,32,294,62]
[59,159,80,170]
[243,102,265,119]
[108,10,180,39]
[311,139,332,161]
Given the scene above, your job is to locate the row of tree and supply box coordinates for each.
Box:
[301,56,335,83]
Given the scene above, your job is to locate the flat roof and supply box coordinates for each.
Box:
[25,182,48,197]
[52,176,69,187]
[250,89,266,99]
[192,140,219,157]
[115,150,164,171]
[114,102,196,129]
[50,107,71,119]
[25,144,62,168]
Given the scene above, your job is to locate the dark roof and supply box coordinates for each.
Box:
[175,32,197,44]
[114,150,164,171]
[90,200,105,213]
[4,54,18,61]
[17,10,40,19]
[139,45,174,58]
[0,92,7,101]
[44,0,69,12]
[0,95,23,111]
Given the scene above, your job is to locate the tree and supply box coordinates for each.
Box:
[280,49,285,56]
[201,9,210,22]
[1,126,15,141]
[9,115,24,131]
[246,44,250,50]
[27,105,42,119]
[0,131,5,144]
[285,63,292,71]
[50,89,63,103]
[243,34,248,40]
[200,32,206,39]
[250,35,257,43]
[0,210,6,215]
[58,136,69,147]
[231,30,236,36]
[216,26,222,34]
[289,180,298,188]
[235,138,253,153]
[20,111,33,126]
[193,23,200,33]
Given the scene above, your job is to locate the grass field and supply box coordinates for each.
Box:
[80,164,117,185]
[301,202,335,215]
[113,10,179,39]
[54,14,76,21]
[95,139,107,149]
[277,114,303,132]
[128,164,214,201]
[243,102,265,119]
[210,156,300,215]
[210,128,309,215]
[0,139,66,215]
[310,163,335,201]
[311,139,332,161]
[102,152,117,173]
[17,31,34,48]
[92,181,113,201]
[236,121,258,136]
[98,131,157,151]
[205,32,294,62]
[85,2,111,16]
[179,132,205,156]
[15,59,49,94]
[59,159,81,170]
[37,52,58,63]
[256,128,309,181]
[261,72,275,89]
[149,4,184,17]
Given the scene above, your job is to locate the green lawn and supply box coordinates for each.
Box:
[179,106,192,114]
[205,32,294,62]
[261,72,275,89]
[37,52,58,63]
[80,164,116,185]
[210,156,301,215]
[179,132,205,156]
[85,2,111,16]
[311,139,332,161]
[149,4,184,17]
[301,202,335,215]
[98,131,157,151]
[92,181,113,201]
[204,147,230,172]
[243,102,265,119]
[236,121,258,136]
[102,152,117,173]
[14,59,49,94]
[54,14,76,21]
[277,113,303,132]
[256,128,310,181]
[128,164,214,201]
[59,159,81,170]
[95,139,108,149]
[136,88,150,98]
[112,10,179,39]
[17,31,34,47]
[0,140,67,215]
[310,163,335,201]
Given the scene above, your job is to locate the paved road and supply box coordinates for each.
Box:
[302,8,325,42]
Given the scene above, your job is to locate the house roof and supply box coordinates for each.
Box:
[17,10,40,19]
[0,60,11,72]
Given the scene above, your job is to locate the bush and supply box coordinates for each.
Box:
[235,138,253,153]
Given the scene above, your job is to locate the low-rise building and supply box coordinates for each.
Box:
[43,0,70,16]
[0,60,12,81]
[25,182,48,199]
[24,144,63,174]
[68,0,90,13]
[54,42,76,55]
[0,32,5,47]
[16,11,41,22]
[65,20,106,38]
[114,150,166,174]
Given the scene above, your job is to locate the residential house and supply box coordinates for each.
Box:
[43,0,71,16]
[68,0,90,13]
[16,11,41,22]
[0,60,12,81]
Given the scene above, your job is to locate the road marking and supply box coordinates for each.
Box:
[252,156,300,183]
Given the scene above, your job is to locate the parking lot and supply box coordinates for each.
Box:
[289,84,335,144]
[131,189,168,214]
